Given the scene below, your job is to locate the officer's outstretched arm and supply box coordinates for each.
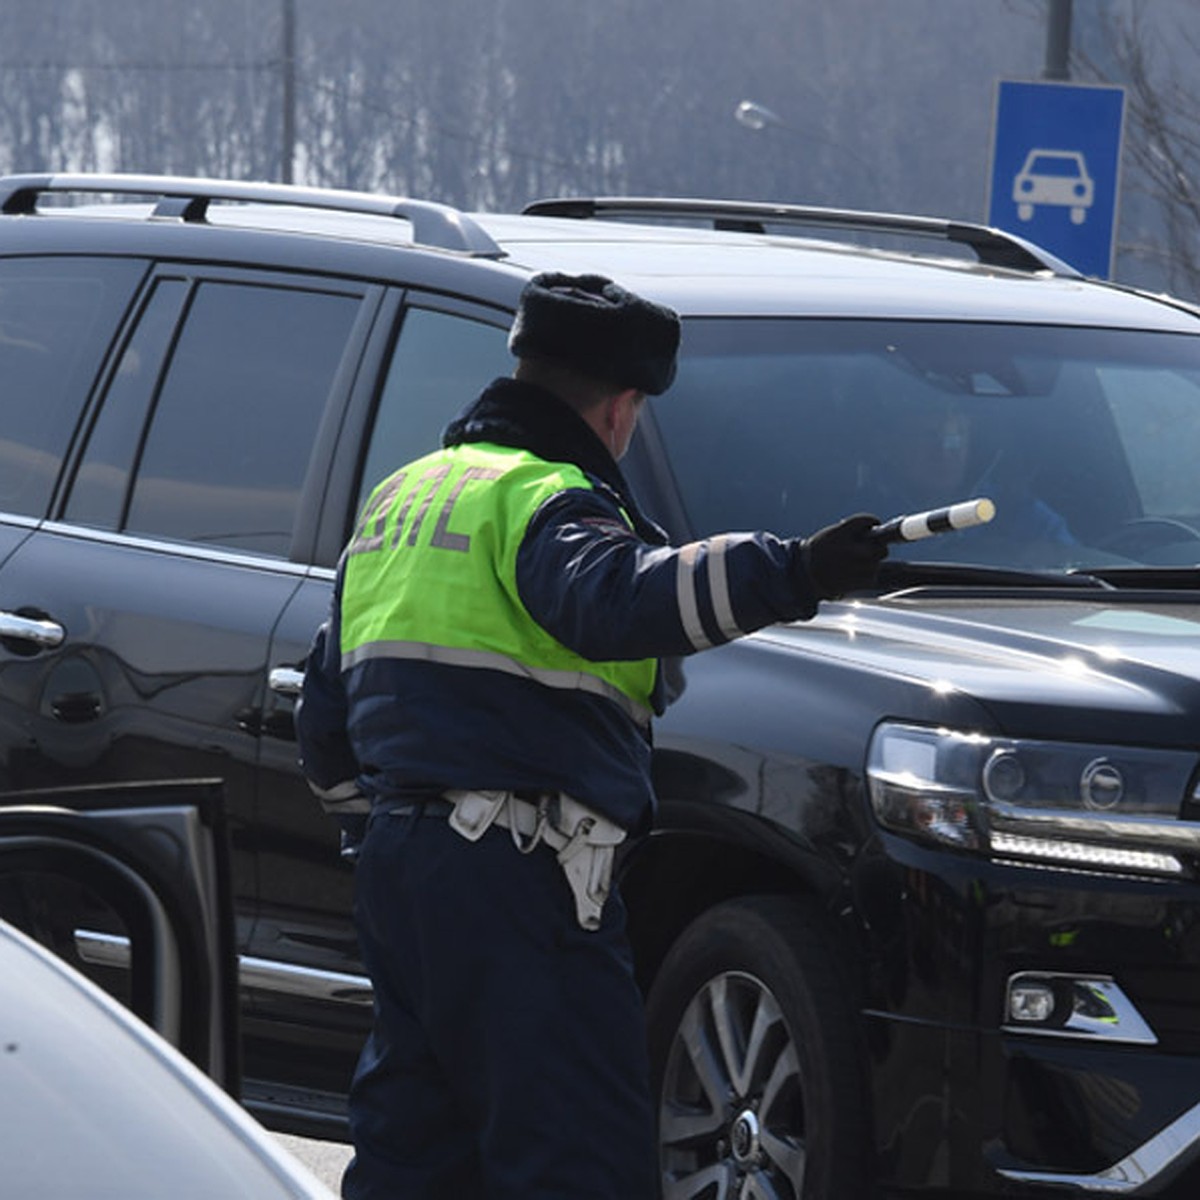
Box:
[517,492,886,662]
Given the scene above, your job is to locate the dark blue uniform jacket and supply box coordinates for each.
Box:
[296,378,823,834]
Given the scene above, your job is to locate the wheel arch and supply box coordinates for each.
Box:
[620,800,858,998]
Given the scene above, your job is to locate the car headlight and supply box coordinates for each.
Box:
[866,722,1200,876]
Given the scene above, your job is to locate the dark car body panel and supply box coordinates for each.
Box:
[0,529,303,936]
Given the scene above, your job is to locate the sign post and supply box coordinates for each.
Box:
[988,80,1125,277]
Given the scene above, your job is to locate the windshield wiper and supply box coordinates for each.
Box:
[1080,566,1200,590]
[874,559,1115,594]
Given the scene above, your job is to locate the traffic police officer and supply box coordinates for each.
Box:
[296,272,886,1200]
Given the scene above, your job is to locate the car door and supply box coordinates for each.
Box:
[0,778,236,1085]
[0,254,150,730]
[0,263,381,980]
[244,293,515,1120]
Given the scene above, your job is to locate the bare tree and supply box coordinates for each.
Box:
[1076,3,1200,300]
[11,0,1196,301]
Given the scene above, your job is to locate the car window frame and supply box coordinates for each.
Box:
[53,262,383,566]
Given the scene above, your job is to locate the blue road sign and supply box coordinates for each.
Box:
[988,80,1125,277]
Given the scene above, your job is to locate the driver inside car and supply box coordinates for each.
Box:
[855,394,1078,558]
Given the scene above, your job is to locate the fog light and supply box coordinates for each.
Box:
[1008,979,1056,1023]
[1004,973,1158,1044]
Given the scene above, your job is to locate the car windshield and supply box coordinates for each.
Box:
[651,318,1200,574]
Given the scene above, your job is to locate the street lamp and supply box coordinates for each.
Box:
[733,98,880,206]
[735,100,783,133]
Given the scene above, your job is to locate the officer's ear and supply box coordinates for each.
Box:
[607,387,642,430]
[609,388,645,460]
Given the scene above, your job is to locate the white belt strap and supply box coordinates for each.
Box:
[443,789,626,930]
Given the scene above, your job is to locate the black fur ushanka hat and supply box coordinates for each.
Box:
[508,272,681,395]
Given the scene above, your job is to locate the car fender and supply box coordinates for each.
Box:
[620,796,861,995]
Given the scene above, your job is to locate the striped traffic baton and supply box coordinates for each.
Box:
[869,497,995,543]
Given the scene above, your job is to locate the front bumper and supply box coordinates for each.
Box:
[860,837,1200,1195]
[993,1041,1200,1193]
[868,1016,1200,1195]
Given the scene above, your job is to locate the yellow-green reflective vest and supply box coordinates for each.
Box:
[340,442,657,728]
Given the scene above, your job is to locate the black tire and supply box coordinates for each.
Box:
[646,895,873,1200]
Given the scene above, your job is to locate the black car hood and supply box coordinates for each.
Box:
[761,590,1200,744]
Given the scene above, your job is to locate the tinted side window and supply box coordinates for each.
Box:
[0,256,145,517]
[66,278,190,530]
[124,281,361,558]
[357,307,511,508]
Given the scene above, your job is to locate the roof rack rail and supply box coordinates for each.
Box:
[0,172,505,258]
[521,196,1075,275]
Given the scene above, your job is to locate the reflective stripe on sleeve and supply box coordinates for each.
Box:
[676,537,747,651]
[706,536,745,642]
[676,542,710,650]
[342,641,653,729]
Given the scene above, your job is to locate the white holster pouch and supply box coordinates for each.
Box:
[444,789,626,930]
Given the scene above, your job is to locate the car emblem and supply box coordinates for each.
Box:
[730,1109,760,1164]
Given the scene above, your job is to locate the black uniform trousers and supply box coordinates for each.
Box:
[341,803,658,1200]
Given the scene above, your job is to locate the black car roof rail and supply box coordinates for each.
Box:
[522,196,1076,275]
[0,172,506,258]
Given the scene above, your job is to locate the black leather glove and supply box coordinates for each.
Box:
[802,513,887,599]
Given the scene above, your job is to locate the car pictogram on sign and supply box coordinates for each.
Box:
[1012,148,1094,224]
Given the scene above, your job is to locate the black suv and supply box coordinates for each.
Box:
[3,174,1200,1200]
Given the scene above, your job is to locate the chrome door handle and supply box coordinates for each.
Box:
[0,610,65,649]
[268,666,305,697]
